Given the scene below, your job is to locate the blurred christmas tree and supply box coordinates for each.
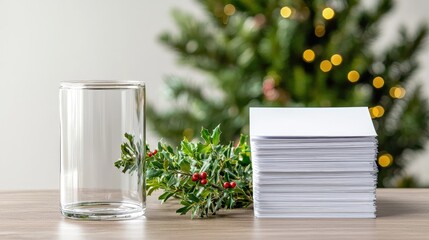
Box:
[148,0,429,187]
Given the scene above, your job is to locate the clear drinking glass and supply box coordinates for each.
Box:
[59,80,146,220]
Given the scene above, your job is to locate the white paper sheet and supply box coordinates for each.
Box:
[249,107,377,137]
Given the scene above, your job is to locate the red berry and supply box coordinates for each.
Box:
[223,182,230,189]
[191,173,200,182]
[153,149,158,155]
[200,179,208,185]
[148,152,153,157]
[230,182,237,188]
[200,172,207,179]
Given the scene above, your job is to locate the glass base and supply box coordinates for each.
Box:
[61,201,145,220]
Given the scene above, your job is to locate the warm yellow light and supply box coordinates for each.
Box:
[322,7,335,20]
[330,54,342,66]
[303,49,315,62]
[372,76,385,89]
[347,70,360,82]
[320,60,332,72]
[370,105,385,118]
[280,6,292,18]
[378,153,393,168]
[315,24,325,37]
[183,128,194,140]
[224,4,236,16]
[376,106,385,117]
[389,86,406,99]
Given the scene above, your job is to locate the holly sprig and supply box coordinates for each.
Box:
[114,125,253,218]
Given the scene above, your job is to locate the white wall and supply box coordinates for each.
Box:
[0,0,201,190]
[0,0,428,190]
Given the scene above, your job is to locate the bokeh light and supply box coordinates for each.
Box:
[224,4,236,16]
[320,60,332,72]
[322,7,335,20]
[303,49,315,62]
[330,54,342,66]
[183,128,194,140]
[369,105,385,118]
[372,76,384,89]
[378,153,393,168]
[347,70,360,82]
[389,86,406,99]
[315,24,325,37]
[262,77,279,101]
[280,6,292,18]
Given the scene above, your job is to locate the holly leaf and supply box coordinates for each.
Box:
[181,139,193,156]
[211,125,221,145]
[201,127,211,144]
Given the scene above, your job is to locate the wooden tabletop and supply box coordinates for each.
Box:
[0,189,428,239]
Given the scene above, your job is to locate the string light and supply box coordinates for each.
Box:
[320,60,332,72]
[389,86,406,99]
[372,76,384,89]
[303,49,315,62]
[347,70,360,82]
[330,54,342,66]
[224,4,236,16]
[322,7,335,20]
[280,6,292,18]
[315,24,325,37]
[369,105,385,118]
[378,153,393,168]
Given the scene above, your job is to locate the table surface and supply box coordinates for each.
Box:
[0,189,428,239]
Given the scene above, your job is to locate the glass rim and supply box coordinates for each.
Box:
[60,80,145,89]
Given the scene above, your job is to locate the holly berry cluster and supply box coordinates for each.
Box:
[223,181,236,189]
[191,172,208,185]
[147,149,158,157]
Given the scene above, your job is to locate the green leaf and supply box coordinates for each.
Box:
[206,195,212,212]
[197,142,212,154]
[181,139,193,156]
[199,158,211,173]
[176,205,191,215]
[228,196,235,209]
[158,191,173,202]
[201,127,211,144]
[167,176,177,187]
[196,186,205,197]
[192,205,200,219]
[211,125,221,145]
[147,186,159,196]
[224,168,238,179]
[239,134,247,146]
[188,193,199,203]
[147,169,163,179]
[166,145,175,154]
[163,159,169,170]
[179,160,191,172]
[152,160,163,169]
[124,133,133,142]
[239,153,251,166]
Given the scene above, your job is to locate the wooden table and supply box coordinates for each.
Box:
[0,189,428,239]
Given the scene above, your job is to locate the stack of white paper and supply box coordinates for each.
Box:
[250,107,377,218]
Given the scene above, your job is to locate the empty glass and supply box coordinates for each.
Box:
[59,80,146,220]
